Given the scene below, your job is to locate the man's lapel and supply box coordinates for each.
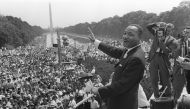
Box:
[123,45,141,59]
[114,49,127,68]
[123,49,128,58]
[114,46,140,68]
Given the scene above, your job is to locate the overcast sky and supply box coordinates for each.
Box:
[0,0,184,28]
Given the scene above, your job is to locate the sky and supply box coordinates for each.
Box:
[0,0,184,28]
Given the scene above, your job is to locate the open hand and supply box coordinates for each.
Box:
[84,80,93,92]
[91,87,99,95]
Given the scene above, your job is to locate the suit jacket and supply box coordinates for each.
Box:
[147,23,171,68]
[97,42,145,109]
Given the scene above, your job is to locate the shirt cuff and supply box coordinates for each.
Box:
[94,39,101,48]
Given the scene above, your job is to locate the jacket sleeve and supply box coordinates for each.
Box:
[98,57,145,99]
[98,42,124,59]
[159,40,171,54]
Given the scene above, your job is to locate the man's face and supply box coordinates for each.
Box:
[122,26,140,48]
[166,27,173,35]
[183,28,190,38]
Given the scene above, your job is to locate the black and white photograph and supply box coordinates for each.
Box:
[0,0,189,109]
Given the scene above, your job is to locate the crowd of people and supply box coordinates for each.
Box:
[0,36,147,109]
[2,22,189,109]
[0,44,105,109]
[0,31,155,109]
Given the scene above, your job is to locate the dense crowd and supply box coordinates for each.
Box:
[0,38,152,109]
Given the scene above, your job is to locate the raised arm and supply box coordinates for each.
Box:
[146,23,157,35]
[97,41,124,59]
[88,32,124,59]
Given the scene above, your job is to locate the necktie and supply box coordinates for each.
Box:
[123,44,141,58]
[123,50,128,58]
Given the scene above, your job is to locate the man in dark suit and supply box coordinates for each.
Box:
[147,22,176,98]
[88,24,145,109]
[179,26,190,94]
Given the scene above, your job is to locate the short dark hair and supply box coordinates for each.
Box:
[130,24,143,38]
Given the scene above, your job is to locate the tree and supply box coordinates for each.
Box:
[62,2,190,41]
[179,1,190,8]
[0,15,44,48]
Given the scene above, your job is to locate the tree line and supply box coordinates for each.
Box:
[0,15,44,48]
[62,1,190,41]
